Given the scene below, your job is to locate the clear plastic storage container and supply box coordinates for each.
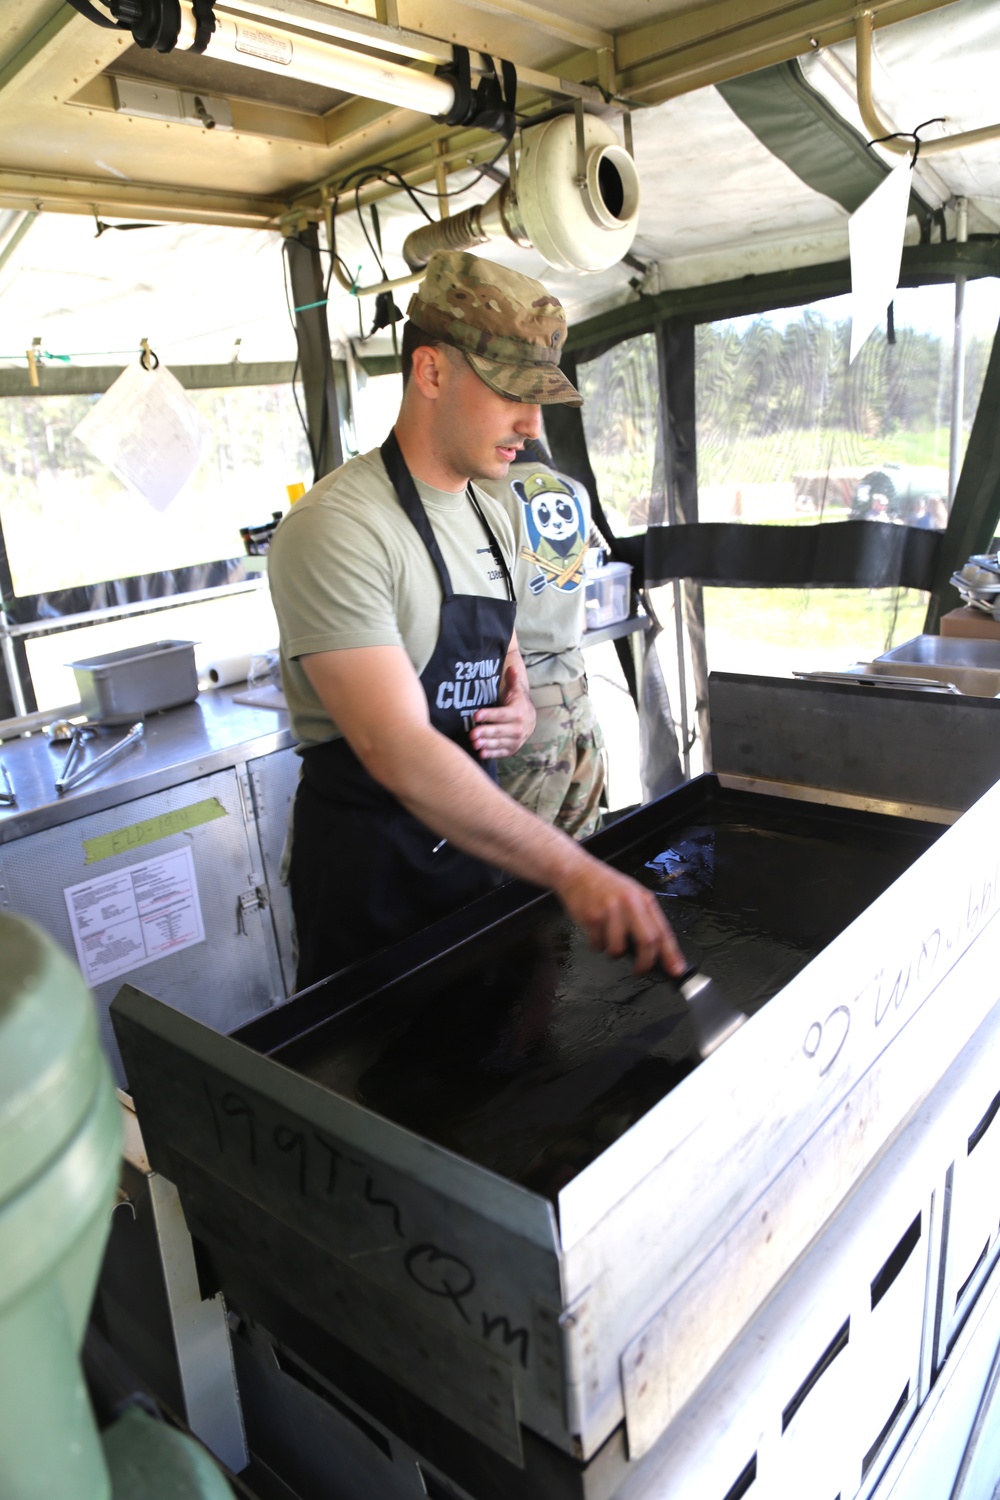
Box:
[585,560,632,630]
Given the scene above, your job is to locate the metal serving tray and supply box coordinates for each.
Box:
[872,633,1000,697]
[111,774,1000,1479]
[68,640,199,724]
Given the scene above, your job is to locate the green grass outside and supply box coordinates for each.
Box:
[702,587,929,671]
[591,428,959,529]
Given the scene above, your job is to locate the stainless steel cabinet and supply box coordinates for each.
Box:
[0,766,283,1081]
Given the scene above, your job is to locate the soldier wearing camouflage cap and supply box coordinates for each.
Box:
[406,250,582,408]
[269,249,681,988]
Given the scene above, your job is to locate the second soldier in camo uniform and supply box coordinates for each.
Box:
[481,449,606,838]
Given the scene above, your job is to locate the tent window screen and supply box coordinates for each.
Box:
[346,369,402,458]
[1,383,311,597]
[578,333,663,532]
[695,280,1000,675]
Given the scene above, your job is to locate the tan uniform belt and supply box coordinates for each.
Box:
[529,677,588,709]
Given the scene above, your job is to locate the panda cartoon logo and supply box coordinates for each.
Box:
[511,470,587,596]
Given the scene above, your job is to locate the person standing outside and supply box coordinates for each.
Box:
[481,444,606,837]
[269,250,682,989]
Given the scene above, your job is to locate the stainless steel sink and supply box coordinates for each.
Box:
[871,634,1000,696]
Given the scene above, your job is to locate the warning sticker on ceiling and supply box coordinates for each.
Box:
[234,24,293,65]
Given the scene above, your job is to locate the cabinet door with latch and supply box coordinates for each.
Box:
[0,767,281,1084]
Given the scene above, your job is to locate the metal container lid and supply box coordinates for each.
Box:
[0,913,106,1204]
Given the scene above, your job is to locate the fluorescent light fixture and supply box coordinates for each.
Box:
[176,2,457,116]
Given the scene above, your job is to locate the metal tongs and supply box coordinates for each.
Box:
[55,721,145,795]
[793,669,960,694]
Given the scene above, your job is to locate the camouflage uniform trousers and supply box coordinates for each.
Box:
[498,683,605,839]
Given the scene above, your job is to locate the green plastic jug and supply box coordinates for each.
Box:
[0,913,236,1499]
[0,912,122,1499]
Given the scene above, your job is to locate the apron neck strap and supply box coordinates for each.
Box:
[380,430,515,605]
[381,430,454,599]
[465,483,515,603]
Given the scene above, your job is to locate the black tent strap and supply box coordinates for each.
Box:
[925,310,1000,630]
[566,241,1000,357]
[5,558,251,628]
[645,520,941,592]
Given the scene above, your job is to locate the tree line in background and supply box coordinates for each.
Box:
[696,310,992,473]
[578,306,995,519]
[0,384,311,598]
[0,386,309,496]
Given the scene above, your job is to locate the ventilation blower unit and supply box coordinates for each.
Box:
[402,112,641,275]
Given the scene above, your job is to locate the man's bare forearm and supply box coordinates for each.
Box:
[366,718,579,883]
[300,644,683,973]
[368,722,683,974]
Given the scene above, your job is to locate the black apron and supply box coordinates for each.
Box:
[290,432,517,989]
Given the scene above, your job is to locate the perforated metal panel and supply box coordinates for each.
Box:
[0,767,280,1082]
[619,1161,930,1500]
[936,1056,1000,1363]
[247,746,300,994]
[613,1003,1000,1500]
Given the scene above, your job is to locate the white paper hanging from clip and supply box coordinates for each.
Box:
[848,156,913,363]
[74,359,208,510]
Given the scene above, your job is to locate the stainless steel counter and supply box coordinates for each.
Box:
[0,687,299,1080]
[0,630,638,842]
[0,688,294,845]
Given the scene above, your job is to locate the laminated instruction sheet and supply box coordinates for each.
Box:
[64,845,205,987]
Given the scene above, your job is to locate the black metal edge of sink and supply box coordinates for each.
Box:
[230,775,733,1059]
[230,772,940,1063]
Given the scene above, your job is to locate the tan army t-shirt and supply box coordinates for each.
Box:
[480,461,589,689]
[268,448,516,748]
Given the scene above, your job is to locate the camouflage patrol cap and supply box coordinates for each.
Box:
[407,250,582,408]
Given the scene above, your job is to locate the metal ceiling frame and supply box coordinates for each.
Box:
[614,0,961,101]
[0,167,286,228]
[854,6,1000,158]
[224,0,614,58]
[0,0,964,230]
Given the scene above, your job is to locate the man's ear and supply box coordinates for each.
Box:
[409,343,448,400]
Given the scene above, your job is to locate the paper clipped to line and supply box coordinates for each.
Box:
[74,359,208,510]
[848,156,913,364]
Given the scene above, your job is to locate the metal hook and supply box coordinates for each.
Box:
[855,9,1000,160]
[622,109,635,161]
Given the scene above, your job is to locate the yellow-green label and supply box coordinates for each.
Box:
[83,798,228,864]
